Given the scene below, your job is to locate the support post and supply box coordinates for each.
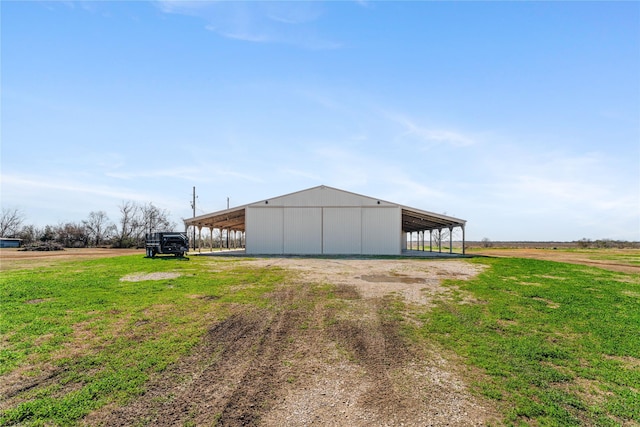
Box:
[198,226,202,253]
[191,186,196,250]
[449,227,453,254]
[438,229,442,253]
[429,230,432,252]
[462,225,466,255]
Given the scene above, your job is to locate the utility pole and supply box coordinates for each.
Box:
[226,197,230,248]
[190,186,196,250]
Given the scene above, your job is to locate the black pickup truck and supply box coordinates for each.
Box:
[145,232,189,257]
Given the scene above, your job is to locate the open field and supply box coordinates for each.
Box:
[467,248,640,274]
[1,249,639,426]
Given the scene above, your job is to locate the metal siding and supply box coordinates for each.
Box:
[246,188,403,255]
[259,187,322,207]
[252,186,396,208]
[246,207,283,254]
[323,208,362,254]
[362,207,401,255]
[284,208,322,254]
[289,188,323,207]
[0,239,20,248]
[318,187,395,207]
[321,189,363,207]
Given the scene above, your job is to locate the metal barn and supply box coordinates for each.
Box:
[184,185,466,255]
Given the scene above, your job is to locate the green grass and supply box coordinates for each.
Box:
[0,255,284,426]
[417,257,640,426]
[2,254,639,426]
[586,253,640,266]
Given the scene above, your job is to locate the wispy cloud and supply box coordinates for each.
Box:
[154,1,341,49]
[105,161,263,183]
[480,148,639,219]
[308,144,448,207]
[386,112,476,149]
[2,174,151,202]
[106,167,206,182]
[279,168,322,181]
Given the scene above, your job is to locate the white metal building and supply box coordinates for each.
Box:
[184,185,466,255]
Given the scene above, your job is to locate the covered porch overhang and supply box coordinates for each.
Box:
[184,206,247,252]
[185,206,247,231]
[400,207,466,254]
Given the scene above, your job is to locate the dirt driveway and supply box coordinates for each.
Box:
[85,258,500,426]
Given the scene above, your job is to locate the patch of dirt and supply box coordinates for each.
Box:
[120,272,182,282]
[532,297,560,309]
[84,258,499,426]
[245,258,484,306]
[604,354,640,370]
[24,298,52,304]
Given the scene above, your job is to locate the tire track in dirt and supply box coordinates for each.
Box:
[326,297,413,420]
[85,260,500,426]
[85,287,311,426]
[215,289,306,426]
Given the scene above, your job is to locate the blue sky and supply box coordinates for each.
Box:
[2,1,639,241]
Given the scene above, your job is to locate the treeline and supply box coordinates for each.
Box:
[1,202,176,249]
[471,239,638,249]
[575,238,639,249]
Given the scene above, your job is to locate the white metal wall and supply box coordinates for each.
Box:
[246,207,283,254]
[323,207,362,254]
[284,208,322,254]
[362,207,401,255]
[246,187,402,255]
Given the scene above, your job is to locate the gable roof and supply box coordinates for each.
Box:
[246,185,396,207]
[184,185,465,232]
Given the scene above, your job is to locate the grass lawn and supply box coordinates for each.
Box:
[1,253,639,426]
[1,255,285,425]
[418,257,640,426]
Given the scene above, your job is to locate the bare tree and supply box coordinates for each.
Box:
[114,201,140,248]
[114,201,176,248]
[140,203,175,235]
[83,211,114,247]
[54,222,89,248]
[41,225,56,242]
[430,228,442,249]
[16,224,42,245]
[0,208,25,237]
